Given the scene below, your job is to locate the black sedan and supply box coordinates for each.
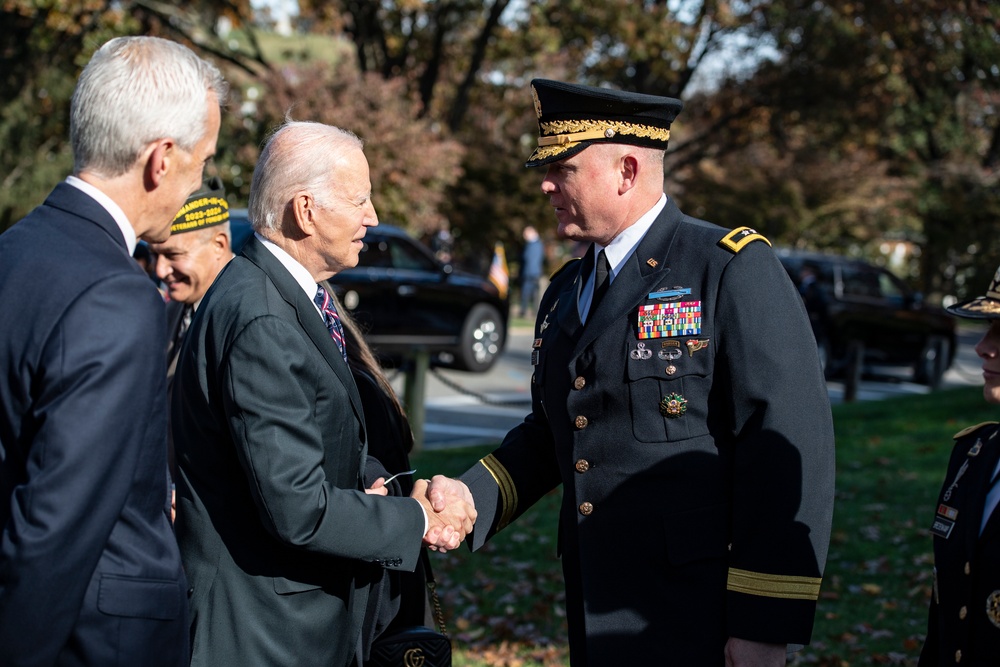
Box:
[776,248,956,388]
[229,211,509,372]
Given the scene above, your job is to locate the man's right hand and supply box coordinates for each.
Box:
[411,477,476,552]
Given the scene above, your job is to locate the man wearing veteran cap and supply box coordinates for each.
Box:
[150,176,234,383]
[430,79,836,665]
[919,266,1000,666]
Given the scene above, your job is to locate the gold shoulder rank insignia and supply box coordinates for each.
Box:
[718,226,771,254]
[952,421,999,439]
[549,256,582,281]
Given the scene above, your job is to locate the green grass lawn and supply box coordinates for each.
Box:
[410,385,997,666]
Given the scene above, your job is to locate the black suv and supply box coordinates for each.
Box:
[775,249,956,387]
[229,212,509,372]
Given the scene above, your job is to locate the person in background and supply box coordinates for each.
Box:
[0,35,225,666]
[798,262,830,347]
[171,120,475,667]
[134,240,155,277]
[430,78,836,666]
[151,176,234,519]
[920,265,1000,666]
[519,224,545,318]
[152,176,233,386]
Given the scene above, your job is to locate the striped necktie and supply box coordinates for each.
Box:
[314,285,347,362]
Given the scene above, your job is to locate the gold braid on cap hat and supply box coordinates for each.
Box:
[960,299,1000,315]
[534,118,671,161]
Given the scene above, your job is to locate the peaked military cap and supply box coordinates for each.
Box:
[170,176,229,235]
[525,79,683,168]
[947,263,1000,319]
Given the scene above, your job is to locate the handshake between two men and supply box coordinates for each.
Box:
[369,474,477,552]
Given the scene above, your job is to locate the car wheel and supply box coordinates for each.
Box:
[454,303,505,373]
[914,335,949,389]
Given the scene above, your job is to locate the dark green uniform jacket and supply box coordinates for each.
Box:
[920,421,1000,667]
[461,198,836,665]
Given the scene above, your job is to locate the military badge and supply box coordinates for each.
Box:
[659,393,687,418]
[637,302,702,339]
[937,504,958,521]
[648,288,692,302]
[629,342,653,360]
[646,258,659,268]
[531,84,543,119]
[659,340,682,361]
[686,339,710,356]
[929,515,955,539]
[987,591,1000,629]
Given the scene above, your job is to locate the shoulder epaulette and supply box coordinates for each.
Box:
[549,257,582,281]
[718,226,771,254]
[953,421,999,439]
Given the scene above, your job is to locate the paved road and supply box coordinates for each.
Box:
[392,323,988,451]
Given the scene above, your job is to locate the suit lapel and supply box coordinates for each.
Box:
[574,201,682,354]
[240,237,366,430]
[976,429,1000,543]
[556,259,586,340]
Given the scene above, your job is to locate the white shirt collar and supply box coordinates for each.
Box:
[579,194,667,323]
[65,175,137,255]
[254,232,324,317]
[596,193,668,282]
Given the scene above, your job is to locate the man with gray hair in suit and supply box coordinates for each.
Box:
[0,36,226,666]
[172,120,476,667]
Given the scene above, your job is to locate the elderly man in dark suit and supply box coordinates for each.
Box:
[0,36,225,666]
[172,120,475,667]
[431,79,836,666]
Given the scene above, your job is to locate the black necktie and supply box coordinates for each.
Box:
[591,248,610,315]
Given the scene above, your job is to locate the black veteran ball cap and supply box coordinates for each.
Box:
[947,264,1000,319]
[525,78,683,168]
[170,176,229,235]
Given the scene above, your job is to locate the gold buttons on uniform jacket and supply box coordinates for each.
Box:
[574,415,588,429]
[959,606,967,620]
[579,502,593,516]
[573,376,586,390]
[575,459,590,473]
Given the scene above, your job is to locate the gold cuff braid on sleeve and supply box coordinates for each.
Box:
[480,454,517,531]
[727,568,822,601]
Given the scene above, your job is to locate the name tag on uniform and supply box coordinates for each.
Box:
[930,503,959,539]
[930,517,955,539]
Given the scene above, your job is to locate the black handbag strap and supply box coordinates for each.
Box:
[421,549,448,637]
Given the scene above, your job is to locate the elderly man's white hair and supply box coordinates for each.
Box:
[70,36,228,178]
[247,121,365,235]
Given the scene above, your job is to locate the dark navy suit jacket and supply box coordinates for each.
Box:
[0,183,188,666]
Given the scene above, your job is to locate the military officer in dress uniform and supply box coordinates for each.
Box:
[919,266,1000,666]
[428,80,836,665]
